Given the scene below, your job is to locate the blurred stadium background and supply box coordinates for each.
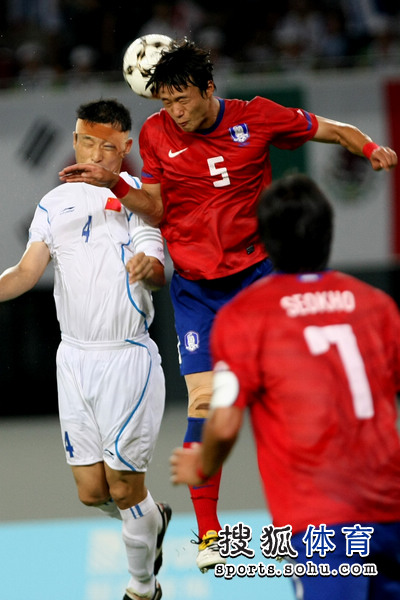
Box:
[0,1,400,598]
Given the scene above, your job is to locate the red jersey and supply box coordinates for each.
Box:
[211,270,400,533]
[140,97,318,280]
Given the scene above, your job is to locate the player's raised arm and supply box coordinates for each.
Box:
[59,163,164,226]
[312,115,398,172]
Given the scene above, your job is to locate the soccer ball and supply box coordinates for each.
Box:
[123,34,172,98]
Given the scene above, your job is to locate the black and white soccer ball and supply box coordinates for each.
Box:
[123,34,172,98]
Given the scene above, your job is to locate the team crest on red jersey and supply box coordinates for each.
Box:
[229,123,249,145]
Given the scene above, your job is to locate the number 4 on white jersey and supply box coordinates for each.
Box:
[304,324,374,419]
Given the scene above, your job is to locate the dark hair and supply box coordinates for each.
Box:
[257,174,334,273]
[76,99,132,132]
[147,39,214,96]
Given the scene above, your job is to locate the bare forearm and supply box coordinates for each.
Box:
[200,416,238,479]
[314,117,372,153]
[0,266,37,301]
[108,174,164,225]
[118,187,163,226]
[200,434,236,480]
[0,243,50,301]
[313,116,398,171]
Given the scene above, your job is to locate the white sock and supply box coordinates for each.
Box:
[97,498,122,520]
[120,491,161,597]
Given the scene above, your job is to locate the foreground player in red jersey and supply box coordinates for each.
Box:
[59,39,398,572]
[170,173,400,600]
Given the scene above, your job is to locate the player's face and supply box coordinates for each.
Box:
[158,82,218,132]
[73,120,132,172]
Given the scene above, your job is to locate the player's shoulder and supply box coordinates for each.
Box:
[330,269,380,292]
[224,96,266,112]
[140,110,172,145]
[333,270,398,307]
[301,269,400,321]
[40,181,86,207]
[224,95,282,122]
[143,109,166,128]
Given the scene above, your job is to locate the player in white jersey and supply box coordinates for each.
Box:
[0,99,170,600]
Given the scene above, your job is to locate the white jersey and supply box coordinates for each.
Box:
[28,172,165,343]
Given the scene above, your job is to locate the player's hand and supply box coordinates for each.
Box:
[369,146,398,171]
[126,252,154,284]
[59,163,120,188]
[170,443,204,486]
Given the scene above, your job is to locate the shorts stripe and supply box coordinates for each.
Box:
[115,339,152,470]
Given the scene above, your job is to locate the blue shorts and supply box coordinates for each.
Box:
[170,259,273,376]
[290,521,400,600]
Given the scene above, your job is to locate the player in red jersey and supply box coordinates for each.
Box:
[59,39,398,572]
[170,173,400,600]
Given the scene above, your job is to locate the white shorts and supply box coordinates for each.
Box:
[56,335,165,472]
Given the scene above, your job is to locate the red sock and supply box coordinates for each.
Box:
[184,441,222,538]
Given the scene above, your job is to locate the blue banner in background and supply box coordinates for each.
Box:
[0,510,294,600]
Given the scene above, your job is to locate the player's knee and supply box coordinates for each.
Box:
[108,482,128,507]
[76,480,111,507]
[108,479,143,510]
[78,488,110,507]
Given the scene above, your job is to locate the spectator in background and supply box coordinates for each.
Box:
[59,0,116,70]
[66,44,98,87]
[15,40,59,88]
[138,0,205,41]
[7,0,63,72]
[317,7,349,68]
[0,45,17,86]
[337,0,388,60]
[274,0,325,69]
[240,18,280,72]
[2,1,400,82]
[366,20,400,68]
[196,22,235,77]
[6,0,62,42]
[138,1,183,39]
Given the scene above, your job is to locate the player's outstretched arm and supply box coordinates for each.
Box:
[313,115,398,172]
[59,164,164,226]
[0,242,50,302]
[126,252,165,291]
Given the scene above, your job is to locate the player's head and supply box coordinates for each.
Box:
[147,39,214,97]
[73,99,133,170]
[148,40,218,133]
[257,174,334,273]
[76,99,132,132]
